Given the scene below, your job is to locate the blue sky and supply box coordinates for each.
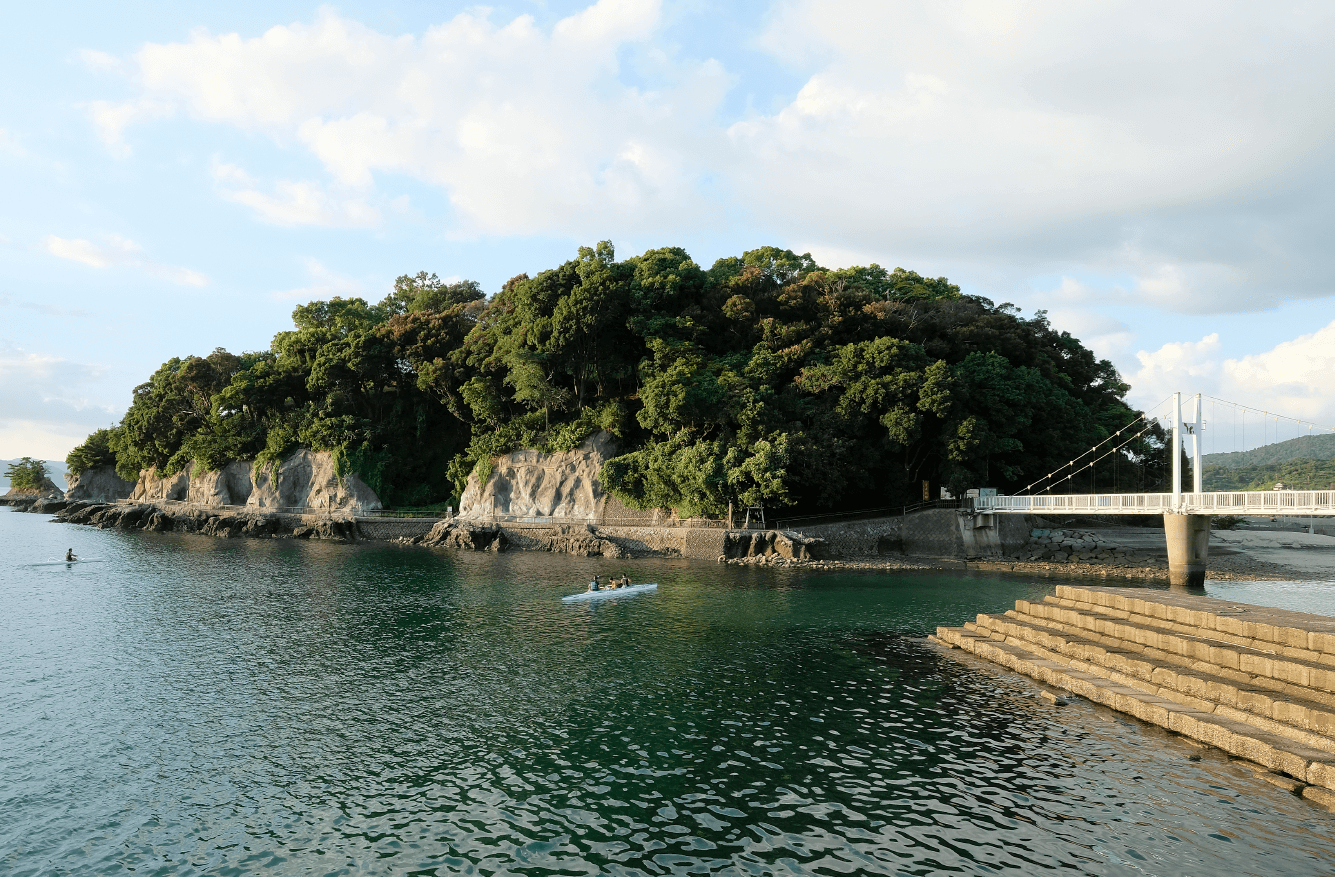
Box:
[4,0,1335,460]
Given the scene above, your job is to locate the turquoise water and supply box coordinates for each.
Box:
[4,508,1335,875]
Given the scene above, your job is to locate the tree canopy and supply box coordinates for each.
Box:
[68,247,1166,512]
[5,457,48,492]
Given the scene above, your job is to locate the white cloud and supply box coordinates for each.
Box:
[0,342,119,459]
[81,98,172,159]
[82,1,1335,315]
[737,1,1335,313]
[217,176,382,228]
[1046,308,1135,359]
[43,234,208,286]
[85,1,726,234]
[272,258,365,301]
[79,48,124,73]
[1129,323,1335,442]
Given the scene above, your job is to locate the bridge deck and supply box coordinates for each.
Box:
[980,490,1335,516]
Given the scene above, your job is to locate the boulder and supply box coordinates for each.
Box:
[421,520,508,551]
[539,524,626,558]
[290,519,359,541]
[723,529,824,560]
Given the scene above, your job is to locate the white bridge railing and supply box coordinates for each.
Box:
[978,490,1335,516]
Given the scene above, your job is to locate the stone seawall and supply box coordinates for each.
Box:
[791,509,1031,559]
[357,518,440,541]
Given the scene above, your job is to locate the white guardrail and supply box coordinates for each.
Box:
[978,490,1335,516]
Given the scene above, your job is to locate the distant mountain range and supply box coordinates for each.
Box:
[0,459,69,493]
[1201,433,1335,470]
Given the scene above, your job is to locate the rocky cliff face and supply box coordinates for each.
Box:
[126,450,381,512]
[459,432,615,521]
[65,466,136,503]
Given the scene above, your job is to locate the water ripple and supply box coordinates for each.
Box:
[3,510,1335,875]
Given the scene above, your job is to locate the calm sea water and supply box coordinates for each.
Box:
[4,508,1335,876]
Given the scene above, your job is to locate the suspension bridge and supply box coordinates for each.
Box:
[970,392,1335,587]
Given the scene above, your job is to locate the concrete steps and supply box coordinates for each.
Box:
[934,585,1335,809]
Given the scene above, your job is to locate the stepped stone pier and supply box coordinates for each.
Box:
[934,585,1335,808]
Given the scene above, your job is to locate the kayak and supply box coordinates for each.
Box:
[562,582,658,603]
[29,558,102,566]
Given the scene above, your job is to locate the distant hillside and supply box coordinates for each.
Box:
[1203,458,1335,491]
[1201,433,1335,470]
[0,459,68,493]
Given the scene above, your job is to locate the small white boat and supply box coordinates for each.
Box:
[562,582,658,603]
[30,557,102,567]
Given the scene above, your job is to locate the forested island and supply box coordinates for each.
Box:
[66,244,1166,515]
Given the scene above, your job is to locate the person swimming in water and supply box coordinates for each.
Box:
[65,549,77,562]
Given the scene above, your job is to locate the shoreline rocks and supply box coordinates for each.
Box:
[55,501,359,542]
[31,498,1321,581]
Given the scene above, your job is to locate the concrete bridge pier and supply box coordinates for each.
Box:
[1164,513,1210,589]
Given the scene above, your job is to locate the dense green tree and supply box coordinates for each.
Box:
[73,243,1159,513]
[5,457,47,492]
[66,428,118,474]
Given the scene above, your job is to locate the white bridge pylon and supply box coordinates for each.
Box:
[979,391,1335,517]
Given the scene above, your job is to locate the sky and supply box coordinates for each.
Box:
[4,0,1335,462]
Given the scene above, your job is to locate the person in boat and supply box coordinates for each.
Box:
[65,549,77,562]
[587,576,601,592]
[619,574,630,588]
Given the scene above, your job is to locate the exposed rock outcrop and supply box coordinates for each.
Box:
[126,450,381,512]
[5,474,66,512]
[249,450,379,511]
[64,466,136,503]
[418,519,508,551]
[460,432,615,520]
[538,524,627,558]
[56,501,359,541]
[722,530,824,561]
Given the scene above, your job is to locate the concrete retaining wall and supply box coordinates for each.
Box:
[791,508,1032,559]
[790,516,904,555]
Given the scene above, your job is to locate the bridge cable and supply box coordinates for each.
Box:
[1017,394,1172,495]
[1204,395,1335,437]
